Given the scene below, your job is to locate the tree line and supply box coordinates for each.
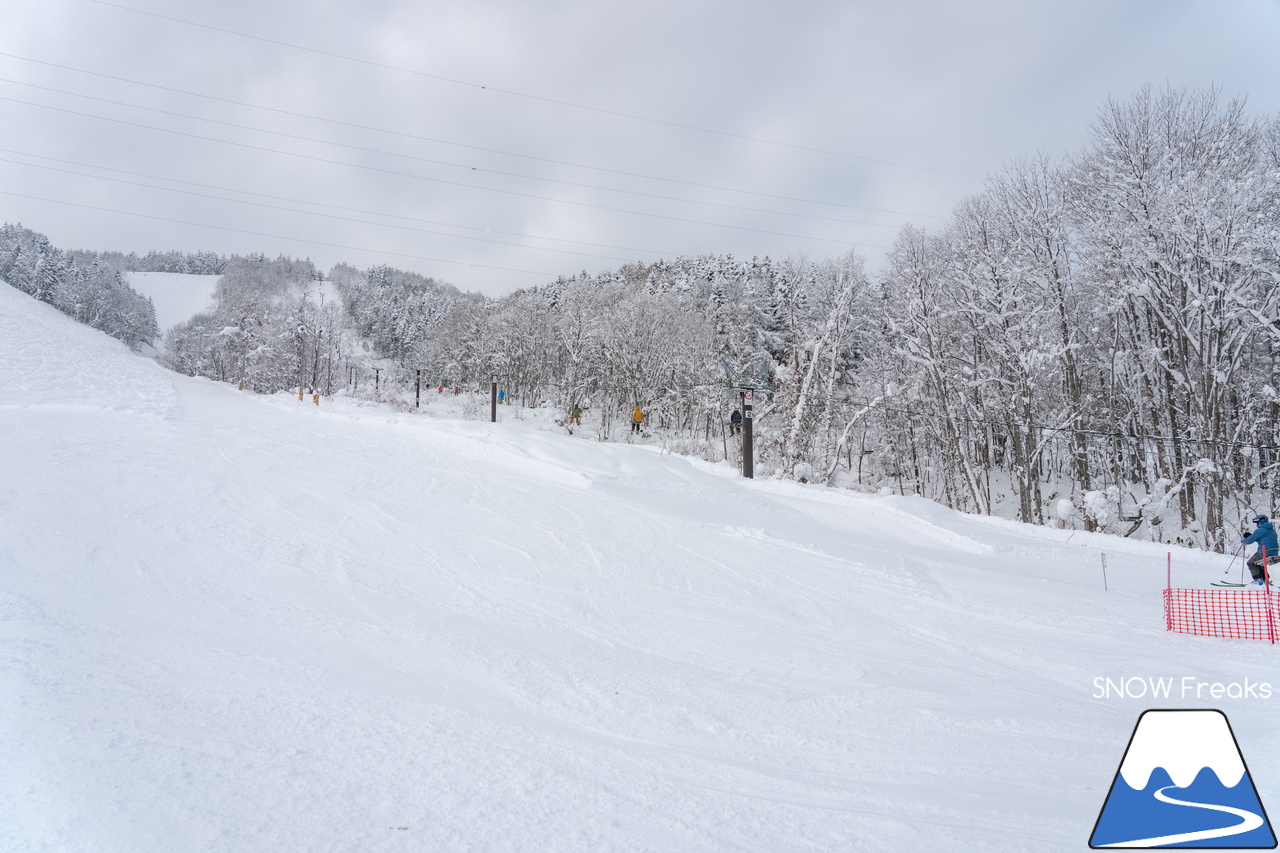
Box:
[71,248,231,275]
[163,256,352,395]
[869,87,1280,548]
[0,223,159,350]
[414,86,1280,550]
[9,86,1278,550]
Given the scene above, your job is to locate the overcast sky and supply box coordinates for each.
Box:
[2,0,1278,295]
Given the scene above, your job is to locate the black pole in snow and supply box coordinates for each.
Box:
[415,369,421,408]
[490,375,498,422]
[742,389,754,479]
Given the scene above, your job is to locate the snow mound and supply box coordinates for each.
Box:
[0,280,177,419]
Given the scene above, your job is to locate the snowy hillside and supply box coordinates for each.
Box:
[124,271,221,335]
[124,272,342,339]
[2,279,1276,852]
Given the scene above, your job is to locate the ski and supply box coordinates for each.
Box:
[1211,581,1273,588]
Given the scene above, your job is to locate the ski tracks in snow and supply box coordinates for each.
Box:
[0,284,178,421]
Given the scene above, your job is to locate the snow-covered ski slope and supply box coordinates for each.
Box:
[123,272,342,341]
[124,271,221,336]
[2,280,1276,852]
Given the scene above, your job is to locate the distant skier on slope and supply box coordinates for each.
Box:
[1241,514,1279,585]
[729,409,742,436]
[631,405,644,434]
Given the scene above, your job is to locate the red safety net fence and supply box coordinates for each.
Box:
[1164,588,1280,643]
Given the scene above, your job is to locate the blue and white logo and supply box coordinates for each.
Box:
[1090,709,1276,848]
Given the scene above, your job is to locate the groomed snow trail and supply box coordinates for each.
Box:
[2,282,1276,852]
[124,272,220,338]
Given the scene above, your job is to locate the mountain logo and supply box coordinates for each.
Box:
[1090,709,1276,848]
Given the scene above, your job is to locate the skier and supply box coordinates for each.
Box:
[729,409,742,436]
[569,405,582,426]
[1241,514,1279,585]
[631,405,644,434]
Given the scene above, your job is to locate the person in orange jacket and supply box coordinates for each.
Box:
[630,405,644,434]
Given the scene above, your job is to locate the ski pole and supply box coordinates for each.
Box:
[1226,516,1250,581]
[1224,541,1244,579]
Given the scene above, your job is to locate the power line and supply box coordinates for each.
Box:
[80,0,982,180]
[0,51,950,221]
[0,155,651,264]
[0,190,558,277]
[0,147,676,258]
[0,76,912,231]
[0,94,887,249]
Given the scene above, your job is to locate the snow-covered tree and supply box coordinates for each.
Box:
[1,224,159,350]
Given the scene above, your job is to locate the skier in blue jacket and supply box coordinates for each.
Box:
[1241,514,1279,585]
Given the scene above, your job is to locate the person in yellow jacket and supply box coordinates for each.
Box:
[630,405,644,434]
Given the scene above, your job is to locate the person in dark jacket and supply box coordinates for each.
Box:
[1242,514,1279,585]
[729,409,742,436]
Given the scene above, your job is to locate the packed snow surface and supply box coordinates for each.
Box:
[2,281,1277,852]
